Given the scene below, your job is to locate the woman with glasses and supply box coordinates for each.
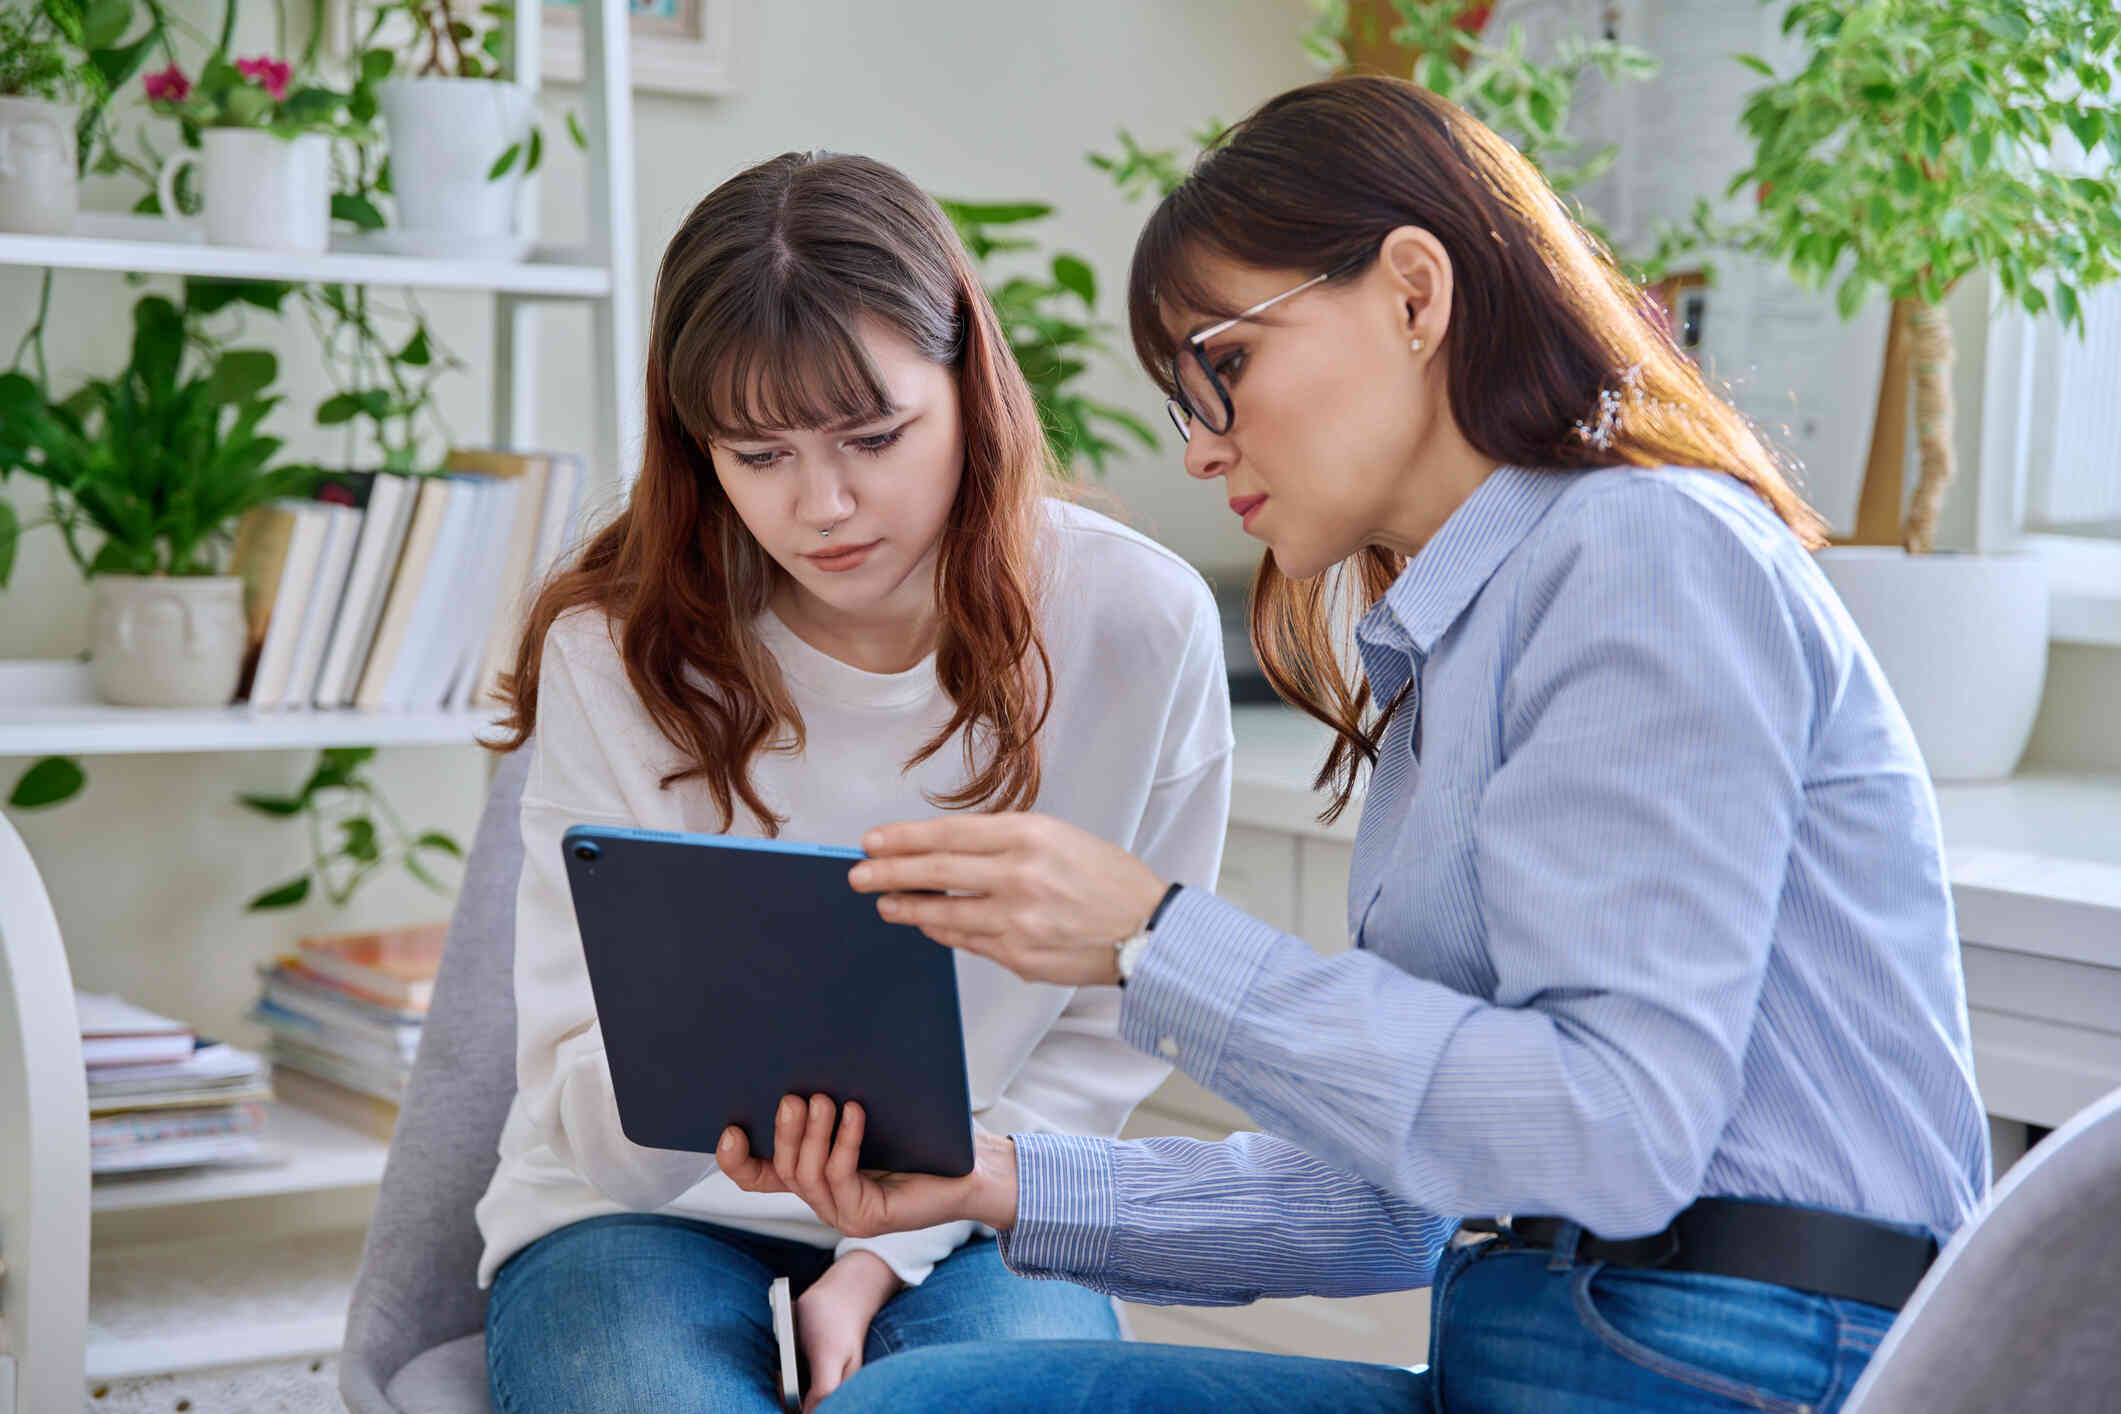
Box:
[721,75,1989,1413]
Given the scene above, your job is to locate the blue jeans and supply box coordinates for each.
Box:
[485,1213,1119,1413]
[826,1226,1899,1413]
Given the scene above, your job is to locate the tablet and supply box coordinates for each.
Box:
[561,823,975,1178]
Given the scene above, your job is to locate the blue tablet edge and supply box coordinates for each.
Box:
[563,822,868,862]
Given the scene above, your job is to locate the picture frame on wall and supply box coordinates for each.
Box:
[541,0,755,96]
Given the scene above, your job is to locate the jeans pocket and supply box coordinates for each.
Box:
[1569,1263,1833,1414]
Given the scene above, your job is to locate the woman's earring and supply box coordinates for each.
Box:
[1409,336,1425,353]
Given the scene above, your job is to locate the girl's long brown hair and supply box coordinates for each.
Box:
[491,151,1056,833]
[1128,75,1828,823]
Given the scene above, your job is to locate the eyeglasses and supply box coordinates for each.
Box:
[1165,254,1368,443]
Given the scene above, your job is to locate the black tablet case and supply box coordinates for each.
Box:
[561,824,975,1177]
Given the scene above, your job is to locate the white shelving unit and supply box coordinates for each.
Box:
[0,229,613,298]
[89,1101,389,1215]
[0,0,639,1405]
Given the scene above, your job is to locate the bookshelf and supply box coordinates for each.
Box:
[0,0,640,1406]
[0,662,500,756]
[0,225,613,298]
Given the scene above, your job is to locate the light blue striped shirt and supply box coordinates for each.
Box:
[1000,464,1990,1307]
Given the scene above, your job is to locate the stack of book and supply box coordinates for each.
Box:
[229,447,587,714]
[251,922,446,1136]
[79,993,273,1177]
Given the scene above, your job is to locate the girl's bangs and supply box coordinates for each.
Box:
[676,290,895,446]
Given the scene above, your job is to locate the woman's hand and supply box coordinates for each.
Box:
[791,1250,899,1412]
[717,1094,1020,1237]
[847,812,1167,986]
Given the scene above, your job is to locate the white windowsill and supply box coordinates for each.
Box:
[2033,535,2121,648]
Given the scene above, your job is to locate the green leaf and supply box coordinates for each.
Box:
[208,349,277,405]
[360,48,394,83]
[2057,282,2082,332]
[938,200,1052,225]
[331,192,386,230]
[0,497,16,589]
[238,792,305,816]
[524,125,542,175]
[414,829,463,858]
[1835,272,1867,320]
[487,142,520,180]
[1980,10,2029,43]
[399,325,432,367]
[91,26,160,89]
[223,82,271,126]
[1946,89,1972,135]
[1050,254,1096,307]
[9,756,86,809]
[79,0,127,51]
[404,852,443,891]
[316,392,364,425]
[2069,108,2106,154]
[339,815,380,864]
[1733,52,1774,78]
[565,110,587,148]
[303,746,375,798]
[247,875,312,910]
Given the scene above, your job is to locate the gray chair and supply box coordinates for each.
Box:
[1841,1083,2121,1413]
[341,748,530,1414]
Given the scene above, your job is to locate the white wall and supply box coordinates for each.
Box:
[3,0,2107,1053]
[0,0,1315,1044]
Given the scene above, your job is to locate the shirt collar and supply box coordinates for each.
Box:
[1357,465,1580,679]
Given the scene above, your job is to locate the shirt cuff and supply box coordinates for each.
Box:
[833,1224,970,1288]
[1118,885,1287,1088]
[994,1132,1115,1281]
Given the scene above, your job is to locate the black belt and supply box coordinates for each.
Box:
[1463,1198,1939,1312]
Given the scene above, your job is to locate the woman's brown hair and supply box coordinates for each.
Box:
[491,151,1056,833]
[1127,75,1828,823]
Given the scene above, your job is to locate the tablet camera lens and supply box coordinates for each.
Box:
[572,842,601,864]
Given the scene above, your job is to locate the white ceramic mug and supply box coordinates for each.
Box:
[157,128,330,253]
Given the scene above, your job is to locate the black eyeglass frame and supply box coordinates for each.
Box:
[1164,253,1371,443]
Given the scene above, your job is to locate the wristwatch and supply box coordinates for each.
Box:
[1114,882,1184,987]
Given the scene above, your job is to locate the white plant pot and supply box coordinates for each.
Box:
[1816,548,2049,782]
[377,77,534,247]
[0,95,80,236]
[90,575,248,708]
[156,129,331,253]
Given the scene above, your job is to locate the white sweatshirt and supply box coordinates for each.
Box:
[474,499,1235,1288]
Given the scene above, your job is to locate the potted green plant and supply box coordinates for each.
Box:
[936,199,1156,478]
[0,290,317,707]
[144,11,360,255]
[348,0,558,258]
[1723,0,2121,778]
[0,0,156,235]
[239,746,462,910]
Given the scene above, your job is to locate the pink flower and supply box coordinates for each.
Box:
[235,56,292,102]
[143,63,191,103]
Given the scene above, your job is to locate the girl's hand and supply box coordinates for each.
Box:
[847,812,1167,986]
[717,1094,1020,1237]
[791,1250,899,1412]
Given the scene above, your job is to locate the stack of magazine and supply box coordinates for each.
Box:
[251,922,446,1137]
[80,993,273,1177]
